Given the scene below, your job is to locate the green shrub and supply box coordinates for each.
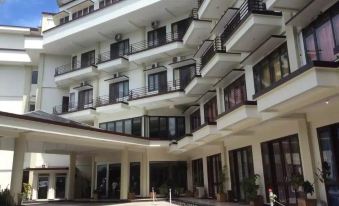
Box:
[0,189,15,206]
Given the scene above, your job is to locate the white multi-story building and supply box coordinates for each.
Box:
[0,0,339,205]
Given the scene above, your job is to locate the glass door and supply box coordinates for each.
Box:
[96,164,108,198]
[110,39,129,60]
[55,174,66,199]
[148,71,167,93]
[261,135,303,205]
[229,147,254,202]
[109,81,129,103]
[148,27,166,48]
[37,175,49,199]
[78,89,93,109]
[108,164,121,199]
[130,162,140,195]
[207,154,222,198]
[81,50,95,68]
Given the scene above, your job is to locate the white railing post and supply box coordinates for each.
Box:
[152,187,155,203]
[169,188,172,206]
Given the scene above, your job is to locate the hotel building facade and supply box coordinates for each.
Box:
[0,0,338,205]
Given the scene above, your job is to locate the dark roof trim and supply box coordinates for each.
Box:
[24,167,69,171]
[0,48,26,52]
[42,12,57,15]
[0,24,39,31]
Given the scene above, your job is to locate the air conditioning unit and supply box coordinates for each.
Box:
[151,62,159,68]
[151,21,160,29]
[113,72,120,78]
[173,56,183,63]
[115,33,122,41]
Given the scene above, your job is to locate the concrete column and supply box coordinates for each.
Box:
[140,149,149,197]
[252,142,265,197]
[244,65,255,101]
[220,145,227,192]
[10,136,27,204]
[67,153,76,200]
[92,77,99,104]
[297,118,316,198]
[22,66,32,113]
[120,148,129,200]
[35,54,45,111]
[90,156,96,198]
[200,103,205,125]
[187,160,193,192]
[202,157,209,195]
[286,25,301,72]
[216,87,225,114]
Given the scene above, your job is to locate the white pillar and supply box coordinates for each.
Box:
[187,160,193,192]
[297,118,316,198]
[10,137,27,204]
[200,104,205,125]
[140,149,149,197]
[216,87,225,115]
[120,148,129,199]
[202,157,209,195]
[90,156,96,198]
[67,153,76,200]
[252,142,265,197]
[286,25,301,72]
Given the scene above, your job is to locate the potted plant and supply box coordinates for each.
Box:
[241,174,263,206]
[297,181,316,206]
[128,192,135,200]
[22,183,32,201]
[216,165,228,202]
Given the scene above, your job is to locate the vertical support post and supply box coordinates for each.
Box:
[67,153,76,200]
[90,156,96,198]
[120,148,129,199]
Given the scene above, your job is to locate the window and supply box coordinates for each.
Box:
[100,117,142,136]
[69,93,75,109]
[110,39,129,60]
[148,27,166,47]
[78,89,93,109]
[171,18,191,40]
[190,109,201,132]
[174,64,196,88]
[204,97,217,123]
[148,116,185,140]
[59,16,69,25]
[148,71,167,92]
[72,56,77,69]
[81,50,95,68]
[109,81,129,103]
[303,3,339,63]
[29,103,35,112]
[224,75,247,112]
[99,0,121,8]
[253,43,290,93]
[31,71,38,84]
[192,158,204,189]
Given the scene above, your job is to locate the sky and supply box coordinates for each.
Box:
[0,0,59,28]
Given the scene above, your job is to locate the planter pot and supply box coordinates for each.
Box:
[227,190,234,202]
[250,195,264,206]
[216,193,226,202]
[128,193,135,200]
[297,198,317,206]
[196,187,205,198]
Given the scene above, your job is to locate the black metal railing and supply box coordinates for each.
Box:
[221,0,267,44]
[129,31,185,54]
[55,61,95,76]
[96,51,128,64]
[95,95,128,107]
[200,37,225,69]
[192,8,199,20]
[128,80,183,101]
[53,100,95,115]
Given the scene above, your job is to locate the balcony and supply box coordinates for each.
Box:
[199,38,241,77]
[184,65,218,95]
[128,32,190,64]
[222,0,282,53]
[96,51,129,73]
[54,61,98,86]
[95,95,130,114]
[254,61,339,114]
[192,122,224,143]
[53,101,96,122]
[128,80,197,110]
[182,9,212,46]
[265,0,311,10]
[198,0,236,20]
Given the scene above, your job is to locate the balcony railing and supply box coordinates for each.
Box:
[96,51,128,64]
[53,100,95,115]
[200,37,225,69]
[129,31,185,55]
[183,64,202,89]
[128,80,184,101]
[220,0,272,44]
[95,95,129,107]
[55,61,95,76]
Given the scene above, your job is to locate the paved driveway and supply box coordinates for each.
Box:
[24,201,174,206]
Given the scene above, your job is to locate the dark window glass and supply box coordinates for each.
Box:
[115,121,123,133]
[81,50,95,68]
[130,162,140,195]
[148,71,167,92]
[124,119,132,135]
[171,18,191,40]
[109,80,129,103]
[132,117,142,136]
[190,109,201,132]
[31,71,38,84]
[29,104,35,112]
[110,39,129,59]
[253,43,290,93]
[99,123,107,130]
[72,56,77,69]
[148,116,185,140]
[333,14,339,46]
[100,117,142,136]
[78,89,93,109]
[107,122,115,131]
[224,75,246,112]
[192,158,204,189]
[207,154,222,198]
[204,97,217,123]
[148,27,166,48]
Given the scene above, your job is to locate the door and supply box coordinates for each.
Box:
[62,96,69,113]
[109,81,129,103]
[108,164,121,199]
[81,50,95,68]
[229,147,254,202]
[38,175,49,199]
[148,27,166,48]
[110,39,129,60]
[261,135,303,205]
[96,164,108,198]
[148,71,167,93]
[130,162,140,195]
[207,154,222,198]
[172,18,190,40]
[78,89,93,109]
[55,174,66,199]
[178,64,195,88]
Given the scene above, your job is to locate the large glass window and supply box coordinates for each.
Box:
[318,123,339,206]
[253,43,290,93]
[78,89,93,109]
[148,27,166,47]
[99,117,142,136]
[148,71,167,92]
[130,162,140,195]
[192,158,204,189]
[204,97,218,123]
[224,75,247,112]
[207,154,222,198]
[109,81,129,103]
[149,116,185,140]
[171,18,191,40]
[229,147,254,202]
[190,109,201,132]
[303,3,339,63]
[261,135,303,205]
[81,50,95,68]
[110,39,129,60]
[174,64,196,89]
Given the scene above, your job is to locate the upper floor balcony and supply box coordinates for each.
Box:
[128,31,190,64]
[95,95,130,114]
[43,0,196,55]
[197,0,236,20]
[221,0,282,53]
[96,51,129,73]
[54,61,98,86]
[53,100,96,122]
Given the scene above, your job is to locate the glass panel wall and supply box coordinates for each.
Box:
[148,116,185,140]
[192,158,204,190]
[224,75,247,113]
[204,97,218,123]
[99,117,142,136]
